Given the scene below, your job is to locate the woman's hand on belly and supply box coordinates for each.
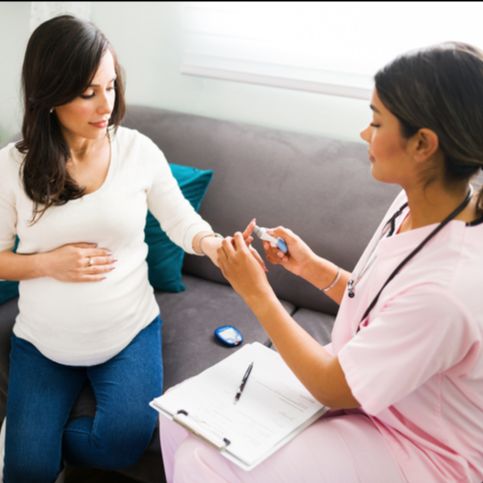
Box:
[39,242,116,282]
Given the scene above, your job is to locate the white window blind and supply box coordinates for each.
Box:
[180,1,483,100]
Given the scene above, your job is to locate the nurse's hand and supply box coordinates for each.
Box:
[218,232,271,302]
[261,226,316,277]
[241,218,268,272]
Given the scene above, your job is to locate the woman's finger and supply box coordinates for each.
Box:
[270,226,295,242]
[233,232,249,252]
[81,274,108,282]
[221,236,235,257]
[242,218,256,239]
[261,241,281,264]
[217,244,228,264]
[250,246,268,272]
[83,247,113,259]
[88,263,116,274]
[93,255,117,266]
[72,242,98,249]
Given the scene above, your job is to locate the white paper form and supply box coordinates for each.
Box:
[151,342,327,470]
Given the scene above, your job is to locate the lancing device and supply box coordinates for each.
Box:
[253,225,288,254]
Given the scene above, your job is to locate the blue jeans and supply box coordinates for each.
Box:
[4,316,163,483]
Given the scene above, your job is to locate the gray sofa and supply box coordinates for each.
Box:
[0,105,399,482]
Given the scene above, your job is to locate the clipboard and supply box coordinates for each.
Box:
[150,342,328,471]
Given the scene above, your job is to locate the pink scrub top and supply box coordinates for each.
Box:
[335,191,483,482]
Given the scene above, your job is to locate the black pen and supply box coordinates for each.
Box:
[234,361,254,404]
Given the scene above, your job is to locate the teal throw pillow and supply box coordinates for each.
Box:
[0,280,19,305]
[145,163,213,292]
[0,237,19,305]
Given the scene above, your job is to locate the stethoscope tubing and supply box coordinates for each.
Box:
[351,189,473,332]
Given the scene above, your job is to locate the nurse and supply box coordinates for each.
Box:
[161,41,483,483]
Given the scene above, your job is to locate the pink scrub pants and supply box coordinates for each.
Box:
[159,411,406,483]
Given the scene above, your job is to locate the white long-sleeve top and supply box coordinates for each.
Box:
[0,127,212,365]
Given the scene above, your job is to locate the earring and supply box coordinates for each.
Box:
[49,108,54,114]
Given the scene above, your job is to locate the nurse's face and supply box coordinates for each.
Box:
[360,90,414,186]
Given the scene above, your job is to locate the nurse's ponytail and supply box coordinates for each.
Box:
[375,41,483,216]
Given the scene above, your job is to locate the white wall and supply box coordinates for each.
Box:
[0,2,30,145]
[0,2,370,146]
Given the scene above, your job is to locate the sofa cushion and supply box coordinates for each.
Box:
[0,281,18,306]
[145,163,213,293]
[0,238,20,304]
[155,275,295,389]
[292,307,335,346]
[0,298,19,422]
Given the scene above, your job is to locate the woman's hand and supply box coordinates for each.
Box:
[41,243,116,282]
[199,235,223,267]
[201,221,267,272]
[217,232,272,302]
[261,226,316,277]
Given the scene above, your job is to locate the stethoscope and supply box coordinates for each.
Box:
[347,188,473,329]
[347,201,409,299]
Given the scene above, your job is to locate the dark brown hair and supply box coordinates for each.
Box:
[16,14,126,222]
[375,41,483,215]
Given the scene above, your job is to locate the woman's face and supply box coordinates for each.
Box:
[360,90,413,185]
[54,50,116,144]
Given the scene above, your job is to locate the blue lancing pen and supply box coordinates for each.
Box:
[253,225,288,253]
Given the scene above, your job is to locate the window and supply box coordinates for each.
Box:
[180,1,483,100]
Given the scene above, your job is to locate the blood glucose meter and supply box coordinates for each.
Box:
[214,325,243,347]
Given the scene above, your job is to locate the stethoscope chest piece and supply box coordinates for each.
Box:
[347,280,355,298]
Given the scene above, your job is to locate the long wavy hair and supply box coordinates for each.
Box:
[16,15,126,223]
[375,41,483,215]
